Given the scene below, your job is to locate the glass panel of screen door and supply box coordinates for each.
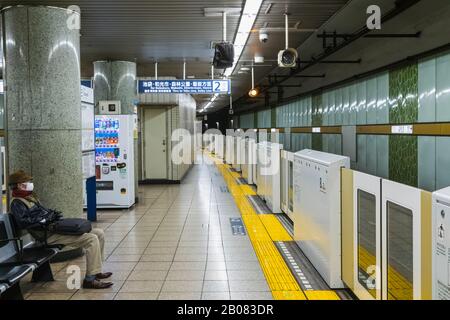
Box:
[387,201,413,300]
[357,189,377,298]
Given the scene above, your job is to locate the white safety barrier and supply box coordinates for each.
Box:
[293,149,350,288]
[280,150,294,221]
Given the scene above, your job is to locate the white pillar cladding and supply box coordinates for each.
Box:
[93,61,138,201]
[2,6,83,217]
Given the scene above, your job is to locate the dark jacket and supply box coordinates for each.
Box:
[10,197,58,241]
[11,199,46,228]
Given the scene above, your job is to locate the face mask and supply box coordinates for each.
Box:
[21,182,34,192]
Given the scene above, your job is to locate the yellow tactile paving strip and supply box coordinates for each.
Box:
[211,154,340,300]
[239,185,257,196]
[305,291,341,300]
[358,246,413,300]
[259,215,293,242]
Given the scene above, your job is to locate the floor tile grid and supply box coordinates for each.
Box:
[208,162,272,300]
[23,161,269,300]
[80,193,165,299]
[68,188,168,299]
[111,192,176,299]
[155,186,204,299]
[23,202,149,300]
[205,165,231,300]
[127,186,200,299]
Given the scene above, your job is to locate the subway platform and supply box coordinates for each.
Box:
[17,155,344,300]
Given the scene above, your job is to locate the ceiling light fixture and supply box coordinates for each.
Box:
[254,54,264,63]
[248,88,259,98]
[224,0,264,78]
[202,0,263,113]
[264,3,273,15]
[248,66,259,97]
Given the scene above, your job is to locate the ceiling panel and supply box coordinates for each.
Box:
[1,0,349,110]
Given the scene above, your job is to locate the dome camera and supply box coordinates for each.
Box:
[259,30,269,43]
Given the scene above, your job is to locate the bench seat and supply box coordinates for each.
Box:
[0,265,33,286]
[2,247,58,267]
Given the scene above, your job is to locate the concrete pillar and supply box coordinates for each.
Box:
[2,6,83,218]
[93,61,139,202]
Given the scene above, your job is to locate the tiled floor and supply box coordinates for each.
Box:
[23,160,272,300]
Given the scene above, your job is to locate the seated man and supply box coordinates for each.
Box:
[8,170,113,289]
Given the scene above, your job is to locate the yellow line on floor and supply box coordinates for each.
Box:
[259,215,293,242]
[211,154,343,300]
[305,291,341,300]
[214,160,306,300]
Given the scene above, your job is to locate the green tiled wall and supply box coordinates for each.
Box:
[312,94,323,126]
[312,134,323,151]
[257,109,271,128]
[239,113,254,129]
[234,51,450,191]
[356,135,389,179]
[322,134,342,155]
[389,64,418,124]
[387,64,419,187]
[291,133,311,152]
[0,94,4,130]
[276,96,312,127]
[389,135,418,187]
[271,107,277,128]
[417,53,450,191]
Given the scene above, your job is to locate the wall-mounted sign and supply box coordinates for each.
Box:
[138,79,231,95]
[81,80,92,88]
[81,85,94,104]
[391,125,413,134]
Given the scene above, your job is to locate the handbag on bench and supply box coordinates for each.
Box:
[50,218,92,236]
[29,202,92,236]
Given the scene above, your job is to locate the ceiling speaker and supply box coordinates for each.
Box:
[213,42,235,69]
[278,48,298,68]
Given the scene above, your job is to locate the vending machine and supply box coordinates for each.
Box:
[94,115,136,208]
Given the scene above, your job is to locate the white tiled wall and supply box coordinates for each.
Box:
[418,52,450,191]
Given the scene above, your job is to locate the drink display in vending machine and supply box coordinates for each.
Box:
[95,115,136,208]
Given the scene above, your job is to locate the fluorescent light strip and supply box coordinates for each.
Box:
[203,0,263,112]
[225,0,263,77]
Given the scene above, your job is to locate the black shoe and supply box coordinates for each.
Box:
[82,279,113,289]
[95,272,113,280]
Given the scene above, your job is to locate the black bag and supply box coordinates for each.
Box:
[51,218,92,235]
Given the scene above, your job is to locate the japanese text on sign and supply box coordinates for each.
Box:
[138,80,231,94]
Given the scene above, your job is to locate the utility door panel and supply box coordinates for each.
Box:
[144,107,167,179]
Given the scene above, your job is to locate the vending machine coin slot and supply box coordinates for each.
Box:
[102,164,110,174]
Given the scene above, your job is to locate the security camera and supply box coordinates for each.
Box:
[259,30,269,43]
[278,48,298,68]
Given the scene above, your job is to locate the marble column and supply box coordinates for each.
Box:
[2,6,83,218]
[93,61,139,202]
[93,61,137,114]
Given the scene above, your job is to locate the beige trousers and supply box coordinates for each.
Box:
[47,228,105,276]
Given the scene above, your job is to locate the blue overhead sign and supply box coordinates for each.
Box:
[138,79,231,95]
[81,80,92,88]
